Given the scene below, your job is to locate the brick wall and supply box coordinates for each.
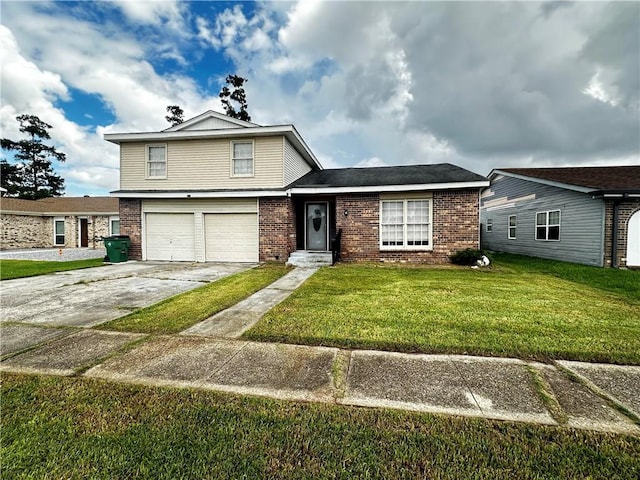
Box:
[604,198,640,268]
[259,197,295,261]
[335,190,480,264]
[119,199,142,259]
[0,214,48,249]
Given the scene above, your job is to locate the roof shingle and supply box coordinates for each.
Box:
[497,166,640,192]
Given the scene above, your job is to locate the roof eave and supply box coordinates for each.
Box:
[490,169,595,193]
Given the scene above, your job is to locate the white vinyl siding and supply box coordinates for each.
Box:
[120,137,284,190]
[231,140,254,177]
[536,210,561,241]
[146,144,167,178]
[283,138,312,185]
[380,199,432,250]
[508,215,516,239]
[204,213,258,262]
[54,217,65,246]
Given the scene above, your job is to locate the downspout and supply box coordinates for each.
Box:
[611,200,620,268]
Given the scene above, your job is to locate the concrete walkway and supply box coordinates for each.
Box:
[1,266,639,435]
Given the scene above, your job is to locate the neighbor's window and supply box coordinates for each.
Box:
[54,218,65,245]
[110,217,120,236]
[231,141,254,176]
[146,144,167,178]
[486,219,493,232]
[536,210,561,241]
[508,215,517,239]
[381,199,431,249]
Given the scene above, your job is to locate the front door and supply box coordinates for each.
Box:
[305,202,328,251]
[80,219,89,247]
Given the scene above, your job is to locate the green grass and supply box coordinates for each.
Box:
[244,255,640,364]
[2,374,638,479]
[99,263,290,334]
[0,258,105,280]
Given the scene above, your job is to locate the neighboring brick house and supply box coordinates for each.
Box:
[0,196,119,250]
[105,110,489,264]
[480,167,640,268]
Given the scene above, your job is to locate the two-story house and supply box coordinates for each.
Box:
[105,111,489,264]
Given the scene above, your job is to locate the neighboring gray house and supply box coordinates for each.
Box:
[480,167,640,268]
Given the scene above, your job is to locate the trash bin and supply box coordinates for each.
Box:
[103,235,131,263]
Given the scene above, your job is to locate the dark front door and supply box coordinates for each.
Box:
[305,202,328,251]
[80,219,89,247]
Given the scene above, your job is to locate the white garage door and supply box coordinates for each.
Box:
[628,210,640,267]
[205,213,258,262]
[146,213,195,261]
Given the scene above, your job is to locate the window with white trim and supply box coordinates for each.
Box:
[536,210,560,241]
[110,216,120,236]
[486,219,493,232]
[54,218,65,246]
[146,144,167,178]
[381,199,431,249]
[231,141,254,176]
[508,215,517,239]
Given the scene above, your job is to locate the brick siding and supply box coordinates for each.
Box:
[604,198,640,268]
[335,190,480,264]
[259,197,296,261]
[119,199,142,259]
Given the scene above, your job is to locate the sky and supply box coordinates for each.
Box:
[1,0,638,197]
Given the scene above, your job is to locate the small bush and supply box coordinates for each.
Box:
[449,249,488,266]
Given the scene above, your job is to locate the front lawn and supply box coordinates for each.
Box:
[2,374,638,479]
[99,263,290,334]
[244,256,640,364]
[0,258,104,280]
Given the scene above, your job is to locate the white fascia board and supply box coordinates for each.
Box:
[289,181,489,195]
[163,110,259,131]
[490,170,594,194]
[111,190,287,199]
[104,125,321,170]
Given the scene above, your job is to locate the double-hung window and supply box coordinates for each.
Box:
[146,144,167,178]
[486,219,493,233]
[231,141,254,176]
[110,216,120,236]
[508,215,517,239]
[536,210,560,241]
[381,199,431,249]
[54,218,65,246]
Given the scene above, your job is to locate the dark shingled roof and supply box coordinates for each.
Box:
[498,166,640,192]
[0,196,118,214]
[291,163,487,188]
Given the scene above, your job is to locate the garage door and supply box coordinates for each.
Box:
[205,213,258,262]
[146,213,195,261]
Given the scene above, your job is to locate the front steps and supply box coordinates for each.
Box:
[287,250,333,267]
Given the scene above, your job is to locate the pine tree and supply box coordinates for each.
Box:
[165,105,184,126]
[1,114,66,199]
[219,75,251,121]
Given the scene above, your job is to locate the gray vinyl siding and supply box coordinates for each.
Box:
[480,176,605,266]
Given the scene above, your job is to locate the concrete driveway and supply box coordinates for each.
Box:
[0,262,254,328]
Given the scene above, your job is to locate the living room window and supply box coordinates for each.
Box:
[508,215,517,239]
[54,218,65,246]
[380,199,431,249]
[231,140,254,176]
[146,144,167,178]
[536,210,561,241]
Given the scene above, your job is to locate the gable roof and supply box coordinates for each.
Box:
[163,110,259,132]
[0,196,118,215]
[490,166,640,195]
[290,163,488,193]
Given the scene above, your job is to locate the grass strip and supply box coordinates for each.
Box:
[2,374,638,479]
[99,263,290,334]
[0,258,104,280]
[244,259,640,364]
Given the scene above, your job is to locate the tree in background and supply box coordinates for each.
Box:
[219,75,251,122]
[0,114,66,199]
[165,105,184,126]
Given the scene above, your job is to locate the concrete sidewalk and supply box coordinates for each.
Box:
[2,325,638,435]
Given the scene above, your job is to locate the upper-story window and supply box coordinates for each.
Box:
[146,144,167,178]
[231,141,254,177]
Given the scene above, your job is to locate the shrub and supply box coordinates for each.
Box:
[449,248,489,266]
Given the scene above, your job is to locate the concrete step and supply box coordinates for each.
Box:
[287,251,333,267]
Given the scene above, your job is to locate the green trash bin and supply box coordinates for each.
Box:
[104,235,131,263]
